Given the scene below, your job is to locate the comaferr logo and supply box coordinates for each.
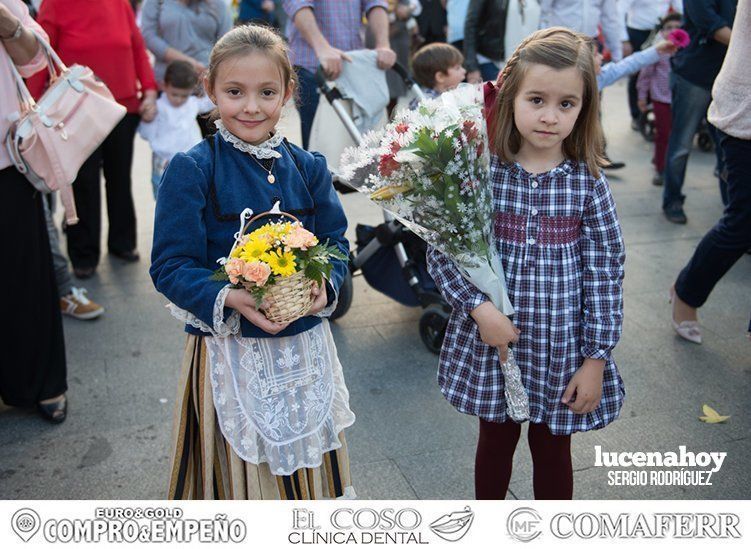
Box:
[551,512,742,539]
[506,507,542,542]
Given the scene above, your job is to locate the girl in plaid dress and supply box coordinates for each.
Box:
[427,28,625,499]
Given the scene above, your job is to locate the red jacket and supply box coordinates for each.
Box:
[28,0,157,113]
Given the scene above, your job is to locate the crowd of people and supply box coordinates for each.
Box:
[1,0,747,500]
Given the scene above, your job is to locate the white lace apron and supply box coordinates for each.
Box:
[167,283,354,476]
[204,322,355,476]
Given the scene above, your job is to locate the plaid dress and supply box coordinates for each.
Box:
[427,157,625,434]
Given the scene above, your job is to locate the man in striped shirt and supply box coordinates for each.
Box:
[283,0,396,150]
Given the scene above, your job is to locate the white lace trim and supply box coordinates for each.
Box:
[212,285,241,336]
[166,285,240,337]
[204,320,356,476]
[215,119,284,159]
[315,283,338,318]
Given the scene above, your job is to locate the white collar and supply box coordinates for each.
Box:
[214,120,284,159]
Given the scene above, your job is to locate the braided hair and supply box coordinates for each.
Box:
[488,27,606,177]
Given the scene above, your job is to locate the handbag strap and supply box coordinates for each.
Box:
[3,28,69,112]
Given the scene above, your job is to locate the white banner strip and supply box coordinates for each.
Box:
[1,500,748,548]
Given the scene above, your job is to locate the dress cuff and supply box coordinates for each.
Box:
[315,281,338,318]
[582,346,611,362]
[213,285,241,336]
[462,290,489,317]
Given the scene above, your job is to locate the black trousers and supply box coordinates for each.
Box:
[0,167,67,407]
[675,131,751,308]
[66,113,140,269]
[626,27,652,121]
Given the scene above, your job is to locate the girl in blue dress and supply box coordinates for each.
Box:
[151,25,355,500]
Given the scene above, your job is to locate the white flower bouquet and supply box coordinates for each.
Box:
[340,84,529,421]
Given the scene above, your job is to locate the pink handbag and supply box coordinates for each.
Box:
[4,31,126,225]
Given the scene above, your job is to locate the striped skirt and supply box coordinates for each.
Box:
[168,335,354,500]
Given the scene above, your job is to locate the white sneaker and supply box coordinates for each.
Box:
[60,287,105,320]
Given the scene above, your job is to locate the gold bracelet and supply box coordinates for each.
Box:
[1,21,23,42]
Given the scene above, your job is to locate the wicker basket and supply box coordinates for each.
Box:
[243,270,315,323]
[231,209,315,324]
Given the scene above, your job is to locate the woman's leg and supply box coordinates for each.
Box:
[675,131,751,307]
[0,168,67,409]
[475,418,522,499]
[528,423,573,500]
[102,114,140,256]
[66,148,103,270]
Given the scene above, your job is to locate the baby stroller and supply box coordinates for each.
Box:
[314,61,451,354]
[639,107,715,152]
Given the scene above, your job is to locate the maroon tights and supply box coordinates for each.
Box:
[475,418,573,500]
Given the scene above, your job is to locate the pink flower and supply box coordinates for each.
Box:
[395,123,410,134]
[462,120,479,141]
[378,153,400,177]
[283,226,319,250]
[225,258,245,285]
[242,261,271,287]
[668,29,690,49]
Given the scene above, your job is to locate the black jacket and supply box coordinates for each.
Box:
[671,0,737,90]
[464,0,509,71]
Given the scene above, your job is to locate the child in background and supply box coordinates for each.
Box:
[429,27,625,499]
[138,60,214,198]
[636,13,684,186]
[410,42,466,108]
[150,25,355,500]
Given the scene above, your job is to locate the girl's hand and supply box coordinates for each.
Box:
[225,288,290,335]
[637,99,648,113]
[655,39,679,56]
[470,301,521,361]
[307,282,328,316]
[561,358,605,414]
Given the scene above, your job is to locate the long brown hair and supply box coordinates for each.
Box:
[489,27,605,177]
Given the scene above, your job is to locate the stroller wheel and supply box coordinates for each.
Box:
[419,304,450,355]
[330,268,354,321]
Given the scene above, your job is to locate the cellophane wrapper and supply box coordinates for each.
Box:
[340,84,529,421]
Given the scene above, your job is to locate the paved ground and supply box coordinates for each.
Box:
[1,83,749,500]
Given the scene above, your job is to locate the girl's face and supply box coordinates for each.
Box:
[207,51,292,145]
[513,64,584,158]
[660,20,682,38]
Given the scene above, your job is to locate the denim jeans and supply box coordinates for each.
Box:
[295,66,321,151]
[662,73,713,210]
[675,130,751,308]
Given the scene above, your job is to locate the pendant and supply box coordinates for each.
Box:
[267,174,276,184]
